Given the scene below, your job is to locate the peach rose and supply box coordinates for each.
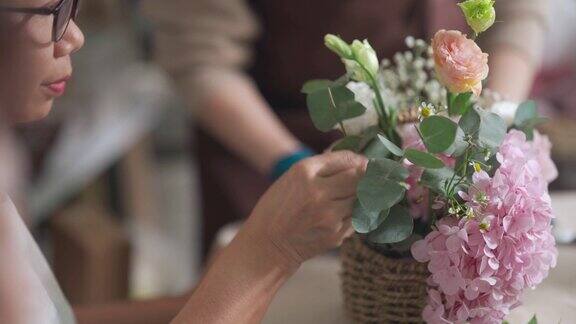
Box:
[432,30,489,96]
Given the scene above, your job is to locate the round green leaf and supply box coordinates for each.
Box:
[478,110,507,151]
[514,100,537,127]
[306,86,366,132]
[419,116,458,153]
[404,149,445,169]
[367,205,414,244]
[357,159,409,214]
[444,127,468,157]
[376,134,404,157]
[420,167,464,195]
[332,136,362,153]
[363,138,390,159]
[459,108,481,135]
[352,202,390,234]
[301,79,333,94]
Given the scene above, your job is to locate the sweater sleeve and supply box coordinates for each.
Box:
[481,0,551,68]
[140,0,260,113]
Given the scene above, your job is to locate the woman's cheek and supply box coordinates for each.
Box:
[0,48,54,123]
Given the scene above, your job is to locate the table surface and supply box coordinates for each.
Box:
[264,247,576,324]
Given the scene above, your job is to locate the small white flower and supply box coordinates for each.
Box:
[419,102,436,119]
[404,51,414,62]
[334,82,380,135]
[405,36,416,48]
[490,100,518,126]
[416,39,427,49]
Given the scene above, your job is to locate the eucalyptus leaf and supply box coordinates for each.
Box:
[376,134,404,157]
[405,149,445,169]
[421,167,463,195]
[332,136,362,152]
[519,117,548,140]
[514,101,548,140]
[357,159,409,214]
[301,79,333,94]
[514,100,537,127]
[444,127,468,157]
[352,202,390,234]
[306,85,366,132]
[460,107,507,152]
[527,315,538,324]
[363,138,391,159]
[419,116,458,153]
[478,109,507,151]
[459,107,481,135]
[368,205,414,244]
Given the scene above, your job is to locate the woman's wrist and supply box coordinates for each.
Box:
[269,147,315,180]
[236,222,301,276]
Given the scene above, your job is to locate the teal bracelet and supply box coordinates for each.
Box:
[270,148,315,180]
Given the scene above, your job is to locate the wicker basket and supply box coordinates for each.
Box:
[340,235,429,324]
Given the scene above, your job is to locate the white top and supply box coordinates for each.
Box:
[0,194,75,324]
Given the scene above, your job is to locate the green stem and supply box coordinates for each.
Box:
[356,62,388,122]
[461,148,470,177]
[368,73,387,120]
[356,62,400,144]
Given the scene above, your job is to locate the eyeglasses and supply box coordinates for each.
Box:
[0,0,80,42]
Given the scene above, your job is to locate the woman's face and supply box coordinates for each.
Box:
[0,0,84,123]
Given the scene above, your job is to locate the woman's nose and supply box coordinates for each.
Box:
[54,21,84,58]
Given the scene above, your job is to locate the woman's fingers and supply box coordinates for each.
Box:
[319,168,363,199]
[327,197,356,221]
[314,151,367,178]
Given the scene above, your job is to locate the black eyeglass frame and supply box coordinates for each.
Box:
[0,0,79,42]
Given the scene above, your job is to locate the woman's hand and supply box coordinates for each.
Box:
[243,150,367,269]
[173,151,366,324]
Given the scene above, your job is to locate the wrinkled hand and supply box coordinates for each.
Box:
[243,151,367,269]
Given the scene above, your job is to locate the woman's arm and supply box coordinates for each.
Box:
[172,226,295,324]
[172,151,367,323]
[195,72,301,174]
[482,0,550,100]
[486,46,537,101]
[142,0,302,175]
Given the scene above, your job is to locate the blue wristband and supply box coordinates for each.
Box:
[270,148,315,180]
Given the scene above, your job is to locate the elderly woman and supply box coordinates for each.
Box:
[0,0,365,323]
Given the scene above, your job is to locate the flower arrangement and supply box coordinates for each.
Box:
[302,1,557,323]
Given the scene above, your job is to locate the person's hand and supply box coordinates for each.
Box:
[242,151,367,270]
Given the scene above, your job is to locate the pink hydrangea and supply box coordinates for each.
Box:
[411,130,558,324]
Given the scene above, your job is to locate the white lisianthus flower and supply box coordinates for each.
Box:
[344,40,379,83]
[490,100,518,126]
[334,82,380,135]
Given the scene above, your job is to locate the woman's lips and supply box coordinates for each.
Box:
[43,76,70,97]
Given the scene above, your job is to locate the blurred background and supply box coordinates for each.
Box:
[12,0,576,323]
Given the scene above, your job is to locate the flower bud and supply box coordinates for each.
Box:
[324,34,353,59]
[458,0,496,35]
[345,40,379,82]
